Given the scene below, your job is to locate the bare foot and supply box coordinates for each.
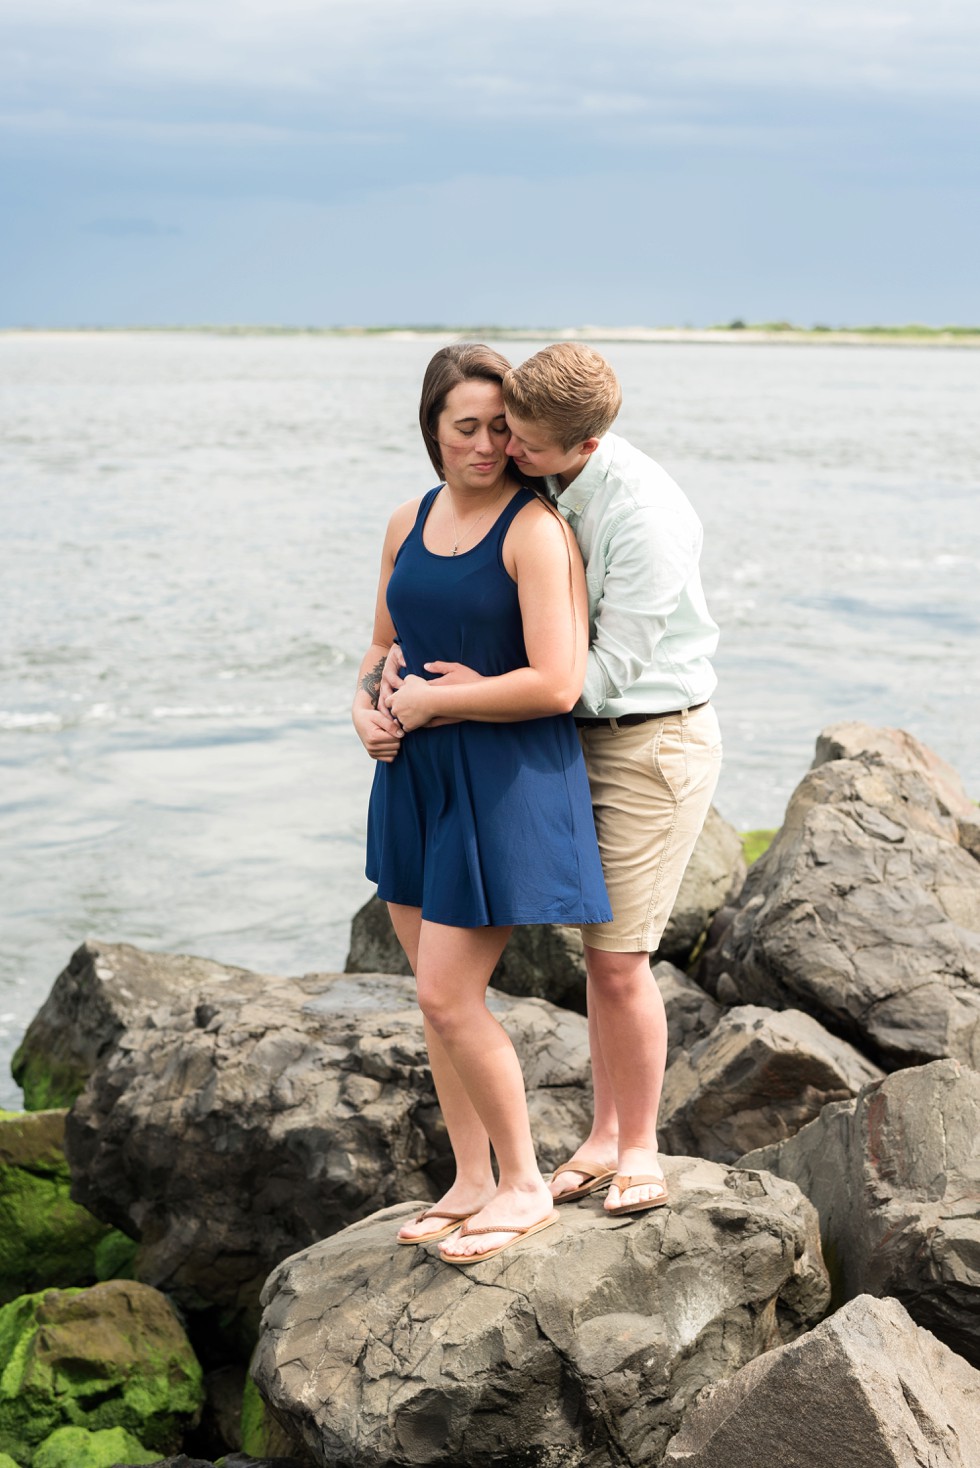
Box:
[604,1148,667,1213]
[439,1181,556,1261]
[396,1184,494,1243]
[548,1130,619,1202]
[549,1154,618,1202]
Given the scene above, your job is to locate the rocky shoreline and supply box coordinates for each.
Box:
[1,721,978,1466]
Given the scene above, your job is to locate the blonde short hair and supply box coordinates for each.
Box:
[503,343,622,449]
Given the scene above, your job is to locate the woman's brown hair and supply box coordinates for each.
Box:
[418,343,514,480]
[418,343,581,661]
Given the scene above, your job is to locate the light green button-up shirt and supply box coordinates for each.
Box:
[545,433,719,719]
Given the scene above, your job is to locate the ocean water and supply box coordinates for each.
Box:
[1,330,978,1106]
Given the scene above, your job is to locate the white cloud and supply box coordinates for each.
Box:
[2,0,978,121]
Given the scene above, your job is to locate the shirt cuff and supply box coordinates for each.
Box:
[579,658,609,716]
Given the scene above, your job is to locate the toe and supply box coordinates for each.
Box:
[550,1169,589,1199]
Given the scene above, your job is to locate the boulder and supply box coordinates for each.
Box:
[63,953,593,1337]
[652,806,746,966]
[253,1157,830,1468]
[34,1424,157,1467]
[697,723,980,1069]
[12,941,259,1110]
[739,1058,980,1367]
[138,1457,308,1468]
[0,1278,203,1463]
[221,1457,311,1468]
[654,963,723,1067]
[659,1006,883,1163]
[663,1293,980,1467]
[343,896,412,978]
[0,1107,117,1302]
[488,923,590,1011]
[241,1375,314,1464]
[134,1459,218,1468]
[813,722,976,824]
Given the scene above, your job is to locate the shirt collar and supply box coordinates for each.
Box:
[547,434,616,514]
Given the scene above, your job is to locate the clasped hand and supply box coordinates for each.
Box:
[384,649,483,733]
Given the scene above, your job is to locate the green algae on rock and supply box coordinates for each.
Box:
[0,1109,129,1304]
[0,1279,204,1463]
[32,1423,158,1468]
[739,827,777,865]
[92,1227,140,1282]
[241,1372,307,1461]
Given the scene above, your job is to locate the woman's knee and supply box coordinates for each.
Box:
[416,974,470,1037]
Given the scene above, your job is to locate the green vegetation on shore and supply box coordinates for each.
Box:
[3,322,979,346]
[741,829,778,865]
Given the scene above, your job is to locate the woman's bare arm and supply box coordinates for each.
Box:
[352,500,418,760]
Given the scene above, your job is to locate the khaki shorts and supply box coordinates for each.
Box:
[578,702,722,953]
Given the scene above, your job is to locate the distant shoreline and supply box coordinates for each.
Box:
[3,323,980,348]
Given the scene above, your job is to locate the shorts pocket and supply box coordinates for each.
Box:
[653,720,688,799]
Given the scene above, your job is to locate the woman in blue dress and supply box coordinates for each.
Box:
[352,344,610,1263]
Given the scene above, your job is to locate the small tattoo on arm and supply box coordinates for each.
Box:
[360,658,385,708]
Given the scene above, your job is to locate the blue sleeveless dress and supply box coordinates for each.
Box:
[366,486,611,928]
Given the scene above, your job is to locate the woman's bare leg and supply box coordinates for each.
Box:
[388,903,497,1241]
[408,919,554,1260]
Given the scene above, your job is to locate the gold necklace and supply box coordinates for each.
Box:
[445,486,508,555]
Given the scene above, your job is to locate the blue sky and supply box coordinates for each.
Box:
[2,0,978,327]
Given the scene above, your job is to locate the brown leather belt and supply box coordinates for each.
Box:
[575,701,709,730]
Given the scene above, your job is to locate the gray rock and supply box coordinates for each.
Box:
[960,818,980,865]
[739,1058,980,1368]
[12,940,254,1110]
[655,962,724,1067]
[253,1157,830,1468]
[62,948,593,1334]
[812,721,976,823]
[128,1459,219,1468]
[135,1458,306,1467]
[659,1005,884,1163]
[663,1293,980,1467]
[653,806,747,967]
[343,896,412,978]
[491,922,590,1011]
[697,722,980,1069]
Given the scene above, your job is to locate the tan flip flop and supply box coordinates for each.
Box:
[550,1158,617,1203]
[397,1208,473,1245]
[604,1173,669,1216]
[438,1211,560,1265]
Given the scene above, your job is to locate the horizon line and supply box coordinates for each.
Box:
[3,321,979,341]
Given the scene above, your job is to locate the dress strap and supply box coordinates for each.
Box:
[394,486,443,567]
[490,486,537,568]
[413,485,443,529]
[491,486,536,540]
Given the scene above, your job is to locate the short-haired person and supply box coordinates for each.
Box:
[384,342,721,1216]
[500,343,721,1214]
